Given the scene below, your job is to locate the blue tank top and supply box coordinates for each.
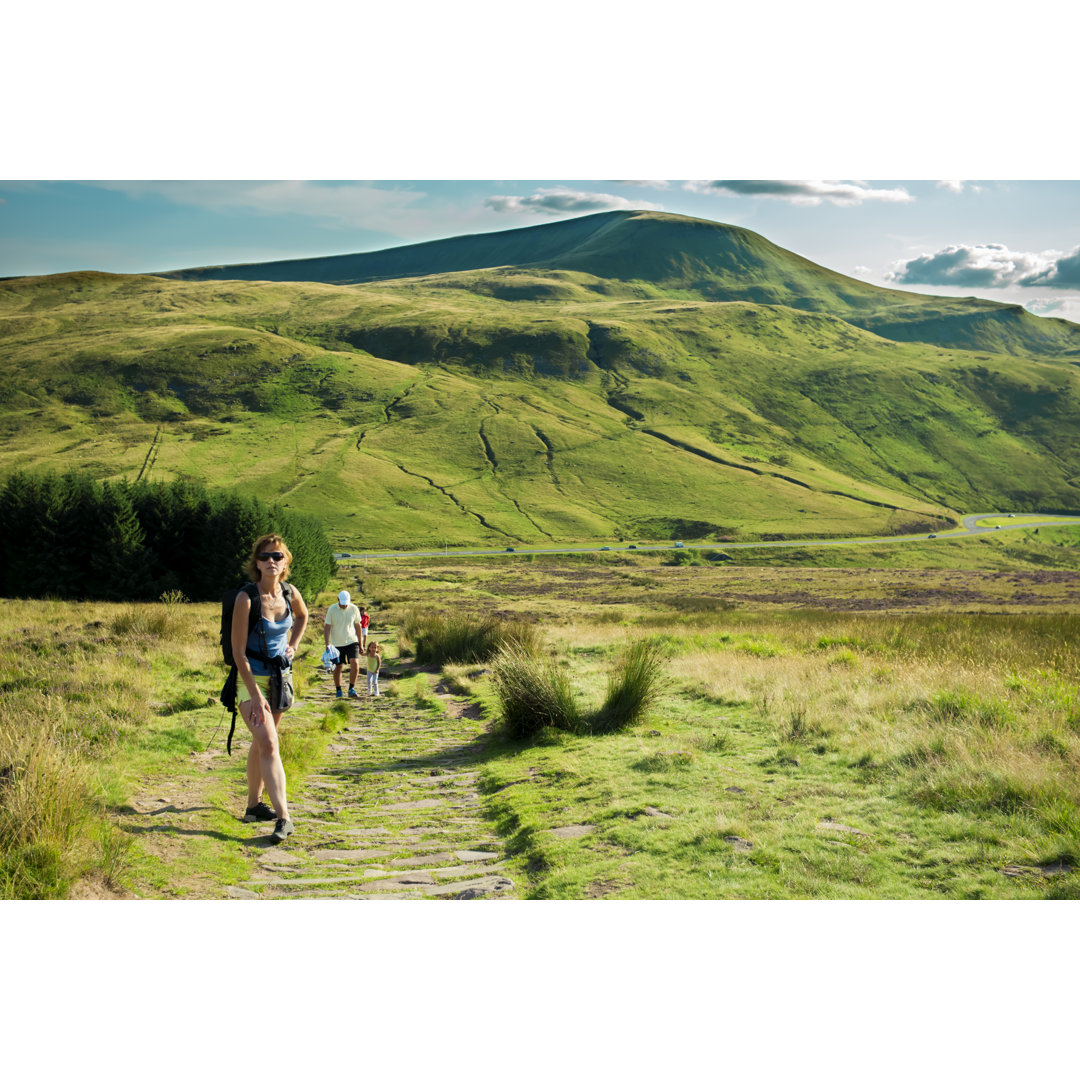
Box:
[246,606,293,676]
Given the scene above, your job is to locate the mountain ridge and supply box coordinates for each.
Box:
[154,209,1080,359]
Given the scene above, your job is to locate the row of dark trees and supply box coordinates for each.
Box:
[0,471,336,601]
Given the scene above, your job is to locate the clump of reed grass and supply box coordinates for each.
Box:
[589,639,667,734]
[492,638,666,738]
[400,609,538,665]
[491,644,581,739]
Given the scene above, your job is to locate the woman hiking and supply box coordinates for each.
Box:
[232,533,309,843]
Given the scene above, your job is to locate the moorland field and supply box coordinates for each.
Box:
[4,531,1080,900]
[2,210,1080,899]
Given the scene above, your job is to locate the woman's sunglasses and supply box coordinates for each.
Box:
[257,552,287,562]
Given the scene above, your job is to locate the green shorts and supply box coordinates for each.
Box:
[237,674,271,705]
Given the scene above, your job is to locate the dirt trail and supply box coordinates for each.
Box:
[228,668,518,900]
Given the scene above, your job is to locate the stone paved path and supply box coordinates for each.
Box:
[230,667,518,900]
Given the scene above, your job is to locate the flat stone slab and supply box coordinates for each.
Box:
[430,862,508,881]
[224,886,260,899]
[549,825,595,840]
[381,799,446,811]
[389,853,452,868]
[643,807,673,818]
[1000,862,1073,878]
[453,850,500,862]
[723,836,754,852]
[309,848,394,861]
[251,876,374,888]
[360,872,437,890]
[428,876,516,898]
[258,849,302,865]
[817,821,870,838]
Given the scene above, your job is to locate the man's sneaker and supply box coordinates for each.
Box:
[348,687,359,698]
[335,687,343,698]
[271,818,295,844]
[243,801,276,823]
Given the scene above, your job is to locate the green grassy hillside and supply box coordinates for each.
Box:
[158,210,1080,359]
[3,253,1079,550]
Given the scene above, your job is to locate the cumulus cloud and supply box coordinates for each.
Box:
[886,242,1080,289]
[683,180,914,206]
[1039,248,1080,287]
[1026,296,1080,322]
[484,187,664,215]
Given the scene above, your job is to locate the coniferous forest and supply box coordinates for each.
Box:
[0,471,336,601]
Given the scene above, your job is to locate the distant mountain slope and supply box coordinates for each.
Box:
[3,263,1079,549]
[157,210,1080,360]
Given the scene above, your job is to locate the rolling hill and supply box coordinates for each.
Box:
[160,210,1080,358]
[2,211,1079,550]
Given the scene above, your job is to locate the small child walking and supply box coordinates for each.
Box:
[359,605,371,648]
[365,640,381,696]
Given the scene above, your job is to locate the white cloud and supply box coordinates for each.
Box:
[1025,296,1080,322]
[684,180,914,206]
[935,180,984,195]
[87,180,429,230]
[484,187,664,215]
[886,242,1080,288]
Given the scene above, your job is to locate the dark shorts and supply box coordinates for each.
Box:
[334,641,360,661]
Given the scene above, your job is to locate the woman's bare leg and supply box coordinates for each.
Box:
[246,742,264,807]
[240,700,289,819]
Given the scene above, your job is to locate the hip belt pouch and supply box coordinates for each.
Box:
[269,667,294,712]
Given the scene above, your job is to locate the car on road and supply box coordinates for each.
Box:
[601,546,611,550]
[928,533,937,539]
[628,544,637,549]
[674,542,685,548]
[995,524,1001,529]
[505,547,515,552]
[1008,513,1015,518]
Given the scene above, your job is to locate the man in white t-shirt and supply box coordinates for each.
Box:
[324,590,363,698]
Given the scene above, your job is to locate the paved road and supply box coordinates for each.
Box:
[336,512,1080,562]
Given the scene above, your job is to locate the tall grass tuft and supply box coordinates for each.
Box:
[491,644,581,739]
[588,639,667,734]
[0,711,93,899]
[493,638,667,738]
[401,610,538,665]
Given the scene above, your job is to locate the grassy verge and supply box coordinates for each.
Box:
[465,610,1080,898]
[0,595,341,898]
[367,552,1080,899]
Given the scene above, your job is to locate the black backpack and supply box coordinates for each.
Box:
[218,582,294,755]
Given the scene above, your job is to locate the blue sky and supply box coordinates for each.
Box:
[3,179,1080,323]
